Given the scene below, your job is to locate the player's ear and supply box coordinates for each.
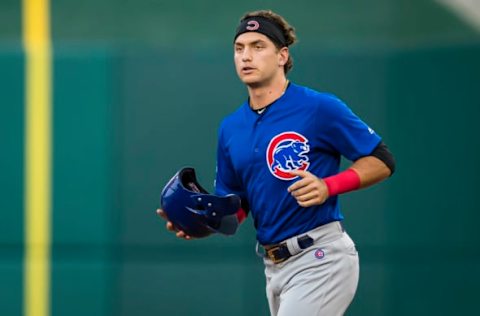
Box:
[278,47,289,66]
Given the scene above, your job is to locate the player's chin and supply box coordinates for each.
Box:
[239,75,261,86]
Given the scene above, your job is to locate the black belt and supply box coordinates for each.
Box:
[264,235,314,264]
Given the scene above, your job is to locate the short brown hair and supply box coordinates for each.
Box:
[240,10,297,74]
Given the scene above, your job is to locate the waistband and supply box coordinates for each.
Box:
[256,221,345,264]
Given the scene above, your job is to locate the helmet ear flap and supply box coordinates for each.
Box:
[160,167,241,237]
[211,213,239,235]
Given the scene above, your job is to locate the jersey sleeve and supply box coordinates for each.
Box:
[319,95,381,161]
[214,124,249,211]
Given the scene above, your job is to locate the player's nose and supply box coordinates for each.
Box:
[241,47,253,61]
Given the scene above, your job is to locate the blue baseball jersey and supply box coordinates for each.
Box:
[215,83,381,245]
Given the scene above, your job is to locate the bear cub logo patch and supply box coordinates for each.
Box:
[266,131,310,180]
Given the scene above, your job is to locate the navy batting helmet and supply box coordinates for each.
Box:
[160,167,241,238]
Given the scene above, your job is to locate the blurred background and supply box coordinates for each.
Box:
[1,0,480,315]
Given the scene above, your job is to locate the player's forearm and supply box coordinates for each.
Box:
[350,156,391,189]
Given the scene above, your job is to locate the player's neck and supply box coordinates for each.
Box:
[247,76,289,110]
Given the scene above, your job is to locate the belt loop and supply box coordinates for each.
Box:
[286,237,302,256]
[255,241,265,258]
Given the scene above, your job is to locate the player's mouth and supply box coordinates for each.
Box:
[241,66,256,74]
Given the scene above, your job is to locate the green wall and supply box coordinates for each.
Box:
[0,46,24,316]
[1,0,479,315]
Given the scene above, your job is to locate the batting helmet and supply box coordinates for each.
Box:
[160,167,241,238]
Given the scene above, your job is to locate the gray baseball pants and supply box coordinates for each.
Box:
[262,221,359,316]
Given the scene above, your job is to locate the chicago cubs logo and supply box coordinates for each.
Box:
[314,248,325,259]
[266,131,310,180]
[246,20,260,31]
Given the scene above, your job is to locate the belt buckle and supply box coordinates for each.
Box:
[266,245,287,264]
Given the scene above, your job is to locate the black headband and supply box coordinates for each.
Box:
[234,16,287,47]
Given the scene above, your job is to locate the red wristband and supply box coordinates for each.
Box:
[324,168,361,197]
[236,207,247,224]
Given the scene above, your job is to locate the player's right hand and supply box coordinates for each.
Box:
[288,170,329,207]
[156,208,193,240]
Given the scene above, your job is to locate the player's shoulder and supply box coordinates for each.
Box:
[291,83,347,110]
[220,103,244,124]
[218,102,247,133]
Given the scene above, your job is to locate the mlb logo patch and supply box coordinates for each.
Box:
[314,248,325,259]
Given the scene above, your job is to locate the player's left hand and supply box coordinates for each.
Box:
[288,170,329,207]
[156,208,194,240]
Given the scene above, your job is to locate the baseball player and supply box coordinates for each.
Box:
[158,10,395,316]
